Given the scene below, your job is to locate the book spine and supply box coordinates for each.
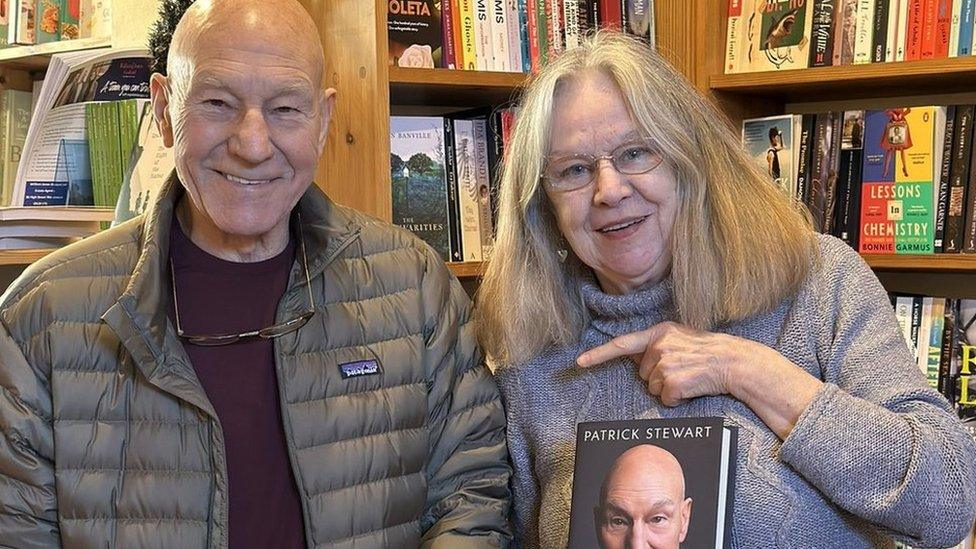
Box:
[545,0,561,58]
[938,298,955,400]
[935,0,952,57]
[963,150,976,250]
[472,117,495,259]
[517,0,531,71]
[5,91,28,207]
[921,0,940,58]
[897,0,910,59]
[506,0,523,71]
[459,0,478,69]
[807,113,833,232]
[17,0,35,44]
[726,0,744,73]
[823,112,844,234]
[872,0,890,62]
[443,0,458,68]
[443,118,463,262]
[886,0,900,60]
[853,0,876,63]
[917,297,934,379]
[115,99,140,210]
[960,0,976,54]
[833,0,851,65]
[907,0,925,60]
[795,114,816,205]
[810,0,837,67]
[474,0,493,70]
[950,0,964,55]
[946,104,974,252]
[926,298,946,389]
[563,0,581,50]
[489,0,510,71]
[453,119,483,261]
[935,104,957,251]
[910,296,923,362]
[536,0,548,66]
[61,0,79,40]
[600,0,622,28]
[836,111,865,249]
[0,92,8,207]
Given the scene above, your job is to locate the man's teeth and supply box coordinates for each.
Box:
[600,217,645,232]
[224,173,271,185]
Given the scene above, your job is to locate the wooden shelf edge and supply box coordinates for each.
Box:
[447,261,485,279]
[862,253,976,272]
[389,67,528,88]
[0,248,56,266]
[0,37,112,65]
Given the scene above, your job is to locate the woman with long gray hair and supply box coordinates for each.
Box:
[477,31,976,548]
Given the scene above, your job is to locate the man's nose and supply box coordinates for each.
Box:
[592,158,632,207]
[228,107,275,164]
[627,522,652,549]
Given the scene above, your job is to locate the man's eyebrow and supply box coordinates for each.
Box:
[191,74,316,97]
[603,498,676,514]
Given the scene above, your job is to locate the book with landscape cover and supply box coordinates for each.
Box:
[568,417,736,549]
[390,116,451,261]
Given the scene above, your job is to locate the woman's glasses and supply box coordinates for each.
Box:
[543,141,664,192]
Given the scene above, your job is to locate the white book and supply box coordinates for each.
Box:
[886,0,901,61]
[488,0,510,71]
[724,0,744,74]
[950,0,964,56]
[894,296,915,356]
[853,0,876,63]
[896,0,910,61]
[563,0,581,50]
[471,117,494,259]
[452,119,483,262]
[505,0,523,72]
[916,296,933,375]
[474,0,493,70]
[550,0,563,56]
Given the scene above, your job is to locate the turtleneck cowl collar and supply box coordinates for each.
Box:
[580,273,676,339]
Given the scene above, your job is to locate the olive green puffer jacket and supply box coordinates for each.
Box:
[0,179,511,548]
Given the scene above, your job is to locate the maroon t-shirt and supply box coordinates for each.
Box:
[168,219,306,548]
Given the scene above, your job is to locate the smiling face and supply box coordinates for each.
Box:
[595,445,692,549]
[545,70,678,294]
[151,0,334,259]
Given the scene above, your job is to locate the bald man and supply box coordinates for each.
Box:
[0,0,511,547]
[594,445,693,549]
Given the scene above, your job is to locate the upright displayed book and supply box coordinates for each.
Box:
[11,47,151,207]
[390,116,452,260]
[742,114,797,198]
[388,0,442,68]
[738,0,813,72]
[568,418,736,549]
[113,101,173,225]
[859,106,942,254]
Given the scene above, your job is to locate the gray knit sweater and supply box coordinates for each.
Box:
[495,235,976,548]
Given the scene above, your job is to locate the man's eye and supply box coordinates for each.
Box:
[649,515,668,524]
[274,106,299,114]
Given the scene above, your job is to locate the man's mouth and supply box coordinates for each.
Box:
[219,171,274,185]
[597,215,650,233]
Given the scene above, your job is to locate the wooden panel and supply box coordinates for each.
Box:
[711,57,976,102]
[863,254,976,273]
[389,67,526,106]
[447,261,484,279]
[301,0,392,221]
[0,249,55,266]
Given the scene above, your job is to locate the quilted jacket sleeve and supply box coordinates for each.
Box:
[418,250,512,548]
[0,319,60,547]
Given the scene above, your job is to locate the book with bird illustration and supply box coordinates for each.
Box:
[739,0,813,72]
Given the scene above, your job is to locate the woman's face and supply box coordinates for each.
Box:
[545,71,679,295]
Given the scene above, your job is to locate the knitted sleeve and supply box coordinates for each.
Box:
[779,236,976,547]
[494,365,540,548]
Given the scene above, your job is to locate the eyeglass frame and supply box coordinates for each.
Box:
[170,216,316,346]
[541,140,665,192]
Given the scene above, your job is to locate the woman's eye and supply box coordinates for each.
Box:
[204,99,228,109]
[560,163,591,178]
[623,146,651,160]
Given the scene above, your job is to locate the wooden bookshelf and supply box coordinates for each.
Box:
[710,57,976,103]
[447,261,485,279]
[862,254,976,273]
[0,249,55,266]
[0,37,112,71]
[388,67,528,106]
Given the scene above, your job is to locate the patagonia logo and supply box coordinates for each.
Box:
[338,359,382,379]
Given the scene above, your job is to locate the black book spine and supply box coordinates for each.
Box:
[935,105,957,252]
[822,112,843,235]
[809,0,837,67]
[795,114,816,206]
[444,118,464,262]
[590,0,600,28]
[486,109,505,237]
[834,111,864,249]
[939,299,956,400]
[965,152,976,251]
[910,296,923,361]
[871,0,890,63]
[945,105,974,253]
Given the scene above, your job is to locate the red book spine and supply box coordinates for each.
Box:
[599,0,622,29]
[442,0,458,68]
[935,0,953,58]
[527,0,541,72]
[920,0,940,58]
[907,0,926,60]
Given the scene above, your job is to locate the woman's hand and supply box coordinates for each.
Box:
[577,321,824,439]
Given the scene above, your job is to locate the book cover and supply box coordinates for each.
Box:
[388,0,442,68]
[949,300,976,425]
[809,0,836,66]
[834,110,865,248]
[568,418,736,549]
[451,118,483,262]
[935,0,953,57]
[860,107,938,254]
[390,116,451,260]
[742,0,812,71]
[0,90,31,207]
[742,114,795,198]
[34,0,58,44]
[60,0,78,39]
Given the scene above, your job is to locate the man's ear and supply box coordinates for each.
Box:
[150,72,175,148]
[317,87,337,153]
[678,497,693,543]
